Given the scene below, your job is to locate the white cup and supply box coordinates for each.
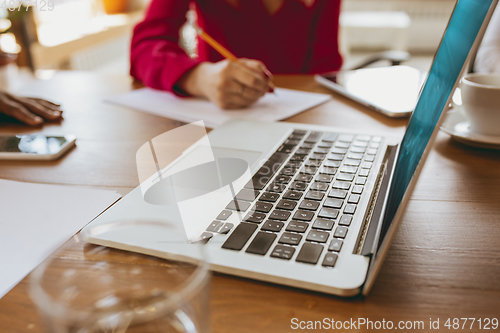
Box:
[460,73,500,136]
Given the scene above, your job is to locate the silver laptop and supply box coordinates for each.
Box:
[83,0,498,296]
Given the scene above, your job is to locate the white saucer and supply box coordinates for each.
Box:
[440,109,500,149]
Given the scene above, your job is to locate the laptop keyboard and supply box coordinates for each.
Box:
[202,130,381,267]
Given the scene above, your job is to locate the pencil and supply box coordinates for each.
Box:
[193,26,238,62]
[192,24,275,92]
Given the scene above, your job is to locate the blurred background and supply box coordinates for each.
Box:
[0,0,457,81]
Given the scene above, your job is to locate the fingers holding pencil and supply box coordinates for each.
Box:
[230,59,274,94]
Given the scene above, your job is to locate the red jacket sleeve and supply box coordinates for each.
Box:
[303,0,342,74]
[130,0,203,95]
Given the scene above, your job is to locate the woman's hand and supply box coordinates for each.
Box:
[178,58,274,109]
[0,92,63,126]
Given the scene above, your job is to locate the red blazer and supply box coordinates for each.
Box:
[130,0,342,95]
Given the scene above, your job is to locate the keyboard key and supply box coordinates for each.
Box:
[334,226,348,238]
[285,161,301,169]
[295,174,313,182]
[347,152,363,160]
[285,139,301,146]
[348,194,360,204]
[217,210,232,220]
[267,182,287,193]
[350,146,366,153]
[289,134,304,141]
[367,148,378,155]
[322,253,338,267]
[276,199,297,211]
[304,159,322,167]
[323,160,341,168]
[310,182,328,191]
[295,148,311,155]
[290,181,308,191]
[319,166,337,175]
[280,168,297,176]
[318,208,339,219]
[328,154,344,161]
[283,190,303,200]
[286,221,309,233]
[300,166,318,175]
[352,185,363,194]
[312,218,335,231]
[222,222,258,251]
[305,190,324,201]
[338,134,354,142]
[296,243,323,264]
[364,155,375,162]
[323,198,343,209]
[269,210,291,221]
[236,189,260,201]
[226,200,251,212]
[336,173,355,181]
[307,230,329,243]
[292,129,307,136]
[332,181,351,190]
[244,178,268,191]
[278,144,295,154]
[207,221,222,232]
[253,201,273,213]
[331,148,347,154]
[219,223,234,234]
[299,200,320,211]
[246,232,277,255]
[344,159,361,166]
[344,204,356,214]
[261,220,285,232]
[340,165,358,174]
[304,131,322,143]
[200,232,213,242]
[290,154,306,162]
[370,142,380,148]
[328,189,348,199]
[322,132,338,142]
[317,141,333,148]
[244,211,266,224]
[314,148,330,154]
[335,141,350,148]
[309,153,326,161]
[279,232,303,246]
[339,215,352,226]
[270,245,296,260]
[260,192,280,202]
[274,175,292,184]
[328,239,343,252]
[359,168,370,177]
[361,162,373,169]
[355,177,367,185]
[315,174,333,183]
[353,140,369,147]
[292,210,315,222]
[300,142,314,149]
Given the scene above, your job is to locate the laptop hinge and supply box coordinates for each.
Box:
[355,144,398,256]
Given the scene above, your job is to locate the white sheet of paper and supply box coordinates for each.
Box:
[0,179,121,299]
[106,87,331,128]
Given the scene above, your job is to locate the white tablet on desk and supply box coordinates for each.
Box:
[315,65,426,118]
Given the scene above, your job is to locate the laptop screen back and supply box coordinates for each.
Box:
[381,0,496,244]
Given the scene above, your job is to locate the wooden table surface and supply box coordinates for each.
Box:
[1,72,499,333]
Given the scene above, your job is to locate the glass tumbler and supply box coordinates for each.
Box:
[29,220,210,333]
